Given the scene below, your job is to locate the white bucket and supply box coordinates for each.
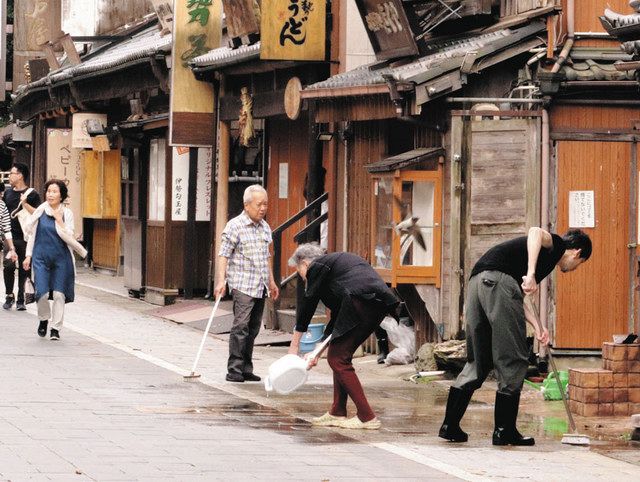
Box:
[264,354,309,395]
[264,334,333,395]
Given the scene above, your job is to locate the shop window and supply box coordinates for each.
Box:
[370,167,442,287]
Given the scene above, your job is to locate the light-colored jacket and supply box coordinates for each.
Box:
[25,203,88,273]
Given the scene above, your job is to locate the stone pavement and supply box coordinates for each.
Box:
[1,274,639,480]
[0,299,454,481]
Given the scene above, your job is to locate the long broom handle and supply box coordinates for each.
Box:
[525,295,577,433]
[547,348,578,433]
[190,296,222,374]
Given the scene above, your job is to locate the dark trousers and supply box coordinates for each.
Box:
[227,289,265,376]
[454,271,529,396]
[3,239,29,303]
[327,297,386,422]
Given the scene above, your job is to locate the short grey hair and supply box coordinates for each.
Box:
[243,184,267,204]
[288,243,325,267]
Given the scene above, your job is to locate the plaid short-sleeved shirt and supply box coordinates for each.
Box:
[219,211,272,299]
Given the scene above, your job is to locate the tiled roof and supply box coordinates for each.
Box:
[561,58,635,81]
[304,24,542,92]
[189,42,261,70]
[14,25,171,98]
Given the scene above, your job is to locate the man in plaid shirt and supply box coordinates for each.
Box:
[215,185,279,382]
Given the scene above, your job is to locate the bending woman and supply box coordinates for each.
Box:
[23,179,87,340]
[288,244,400,430]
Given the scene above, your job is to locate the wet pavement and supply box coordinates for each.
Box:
[1,270,638,480]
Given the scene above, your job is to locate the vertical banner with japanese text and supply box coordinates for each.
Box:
[170,0,222,147]
[46,129,83,237]
[171,147,212,221]
[260,0,326,61]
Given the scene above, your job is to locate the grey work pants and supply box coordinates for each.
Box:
[37,291,66,330]
[453,271,529,395]
[227,289,265,376]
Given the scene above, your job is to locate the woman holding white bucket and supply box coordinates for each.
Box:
[288,244,400,430]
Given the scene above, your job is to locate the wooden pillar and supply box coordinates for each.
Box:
[215,129,230,268]
[183,147,198,299]
[306,102,323,242]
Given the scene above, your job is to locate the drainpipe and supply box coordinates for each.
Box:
[551,0,574,73]
[540,108,550,356]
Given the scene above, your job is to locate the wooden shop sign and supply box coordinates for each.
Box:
[354,0,418,60]
[169,0,222,147]
[260,0,326,61]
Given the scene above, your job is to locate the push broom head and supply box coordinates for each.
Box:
[561,432,590,446]
[183,372,201,382]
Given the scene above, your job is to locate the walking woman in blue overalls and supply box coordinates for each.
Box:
[23,179,87,340]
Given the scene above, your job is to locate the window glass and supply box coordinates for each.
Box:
[399,180,434,267]
[374,178,393,269]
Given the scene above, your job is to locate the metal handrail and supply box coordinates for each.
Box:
[273,192,328,287]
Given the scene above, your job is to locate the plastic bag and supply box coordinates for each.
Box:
[380,316,415,365]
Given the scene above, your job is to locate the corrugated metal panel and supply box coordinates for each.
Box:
[365,147,444,173]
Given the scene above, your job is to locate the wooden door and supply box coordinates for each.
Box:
[265,117,309,278]
[555,141,631,349]
[464,118,541,278]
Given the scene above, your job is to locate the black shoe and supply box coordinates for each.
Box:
[3,296,14,310]
[242,373,261,382]
[50,329,60,341]
[492,391,535,446]
[438,386,473,442]
[377,338,389,364]
[225,372,244,382]
[16,301,26,311]
[37,320,48,337]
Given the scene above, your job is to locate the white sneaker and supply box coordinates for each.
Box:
[311,412,347,427]
[338,416,381,430]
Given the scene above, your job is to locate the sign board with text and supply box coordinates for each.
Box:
[171,146,212,221]
[354,0,418,60]
[46,129,83,237]
[260,0,326,61]
[169,0,222,147]
[569,190,595,228]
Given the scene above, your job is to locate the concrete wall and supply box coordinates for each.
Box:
[341,0,375,73]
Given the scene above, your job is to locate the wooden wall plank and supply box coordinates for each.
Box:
[555,140,630,348]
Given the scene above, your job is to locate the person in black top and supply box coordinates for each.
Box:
[288,244,400,430]
[3,163,41,311]
[439,227,591,446]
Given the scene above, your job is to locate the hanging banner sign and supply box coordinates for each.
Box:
[171,147,212,221]
[46,129,83,237]
[260,0,326,61]
[169,0,222,147]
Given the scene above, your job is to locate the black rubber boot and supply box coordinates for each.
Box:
[438,387,473,442]
[492,391,535,446]
[377,338,389,364]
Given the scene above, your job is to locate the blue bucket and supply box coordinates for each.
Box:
[299,323,325,353]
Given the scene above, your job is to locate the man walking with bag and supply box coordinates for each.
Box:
[3,163,40,311]
[214,185,279,383]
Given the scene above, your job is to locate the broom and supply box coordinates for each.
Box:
[184,295,222,381]
[525,295,590,446]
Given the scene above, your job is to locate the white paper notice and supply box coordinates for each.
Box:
[569,191,595,228]
[279,163,288,199]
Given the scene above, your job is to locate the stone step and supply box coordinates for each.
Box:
[276,309,327,333]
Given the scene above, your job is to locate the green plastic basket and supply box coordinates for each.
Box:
[541,370,568,401]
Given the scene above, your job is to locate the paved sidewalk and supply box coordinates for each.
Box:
[2,276,639,480]
[0,303,454,481]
